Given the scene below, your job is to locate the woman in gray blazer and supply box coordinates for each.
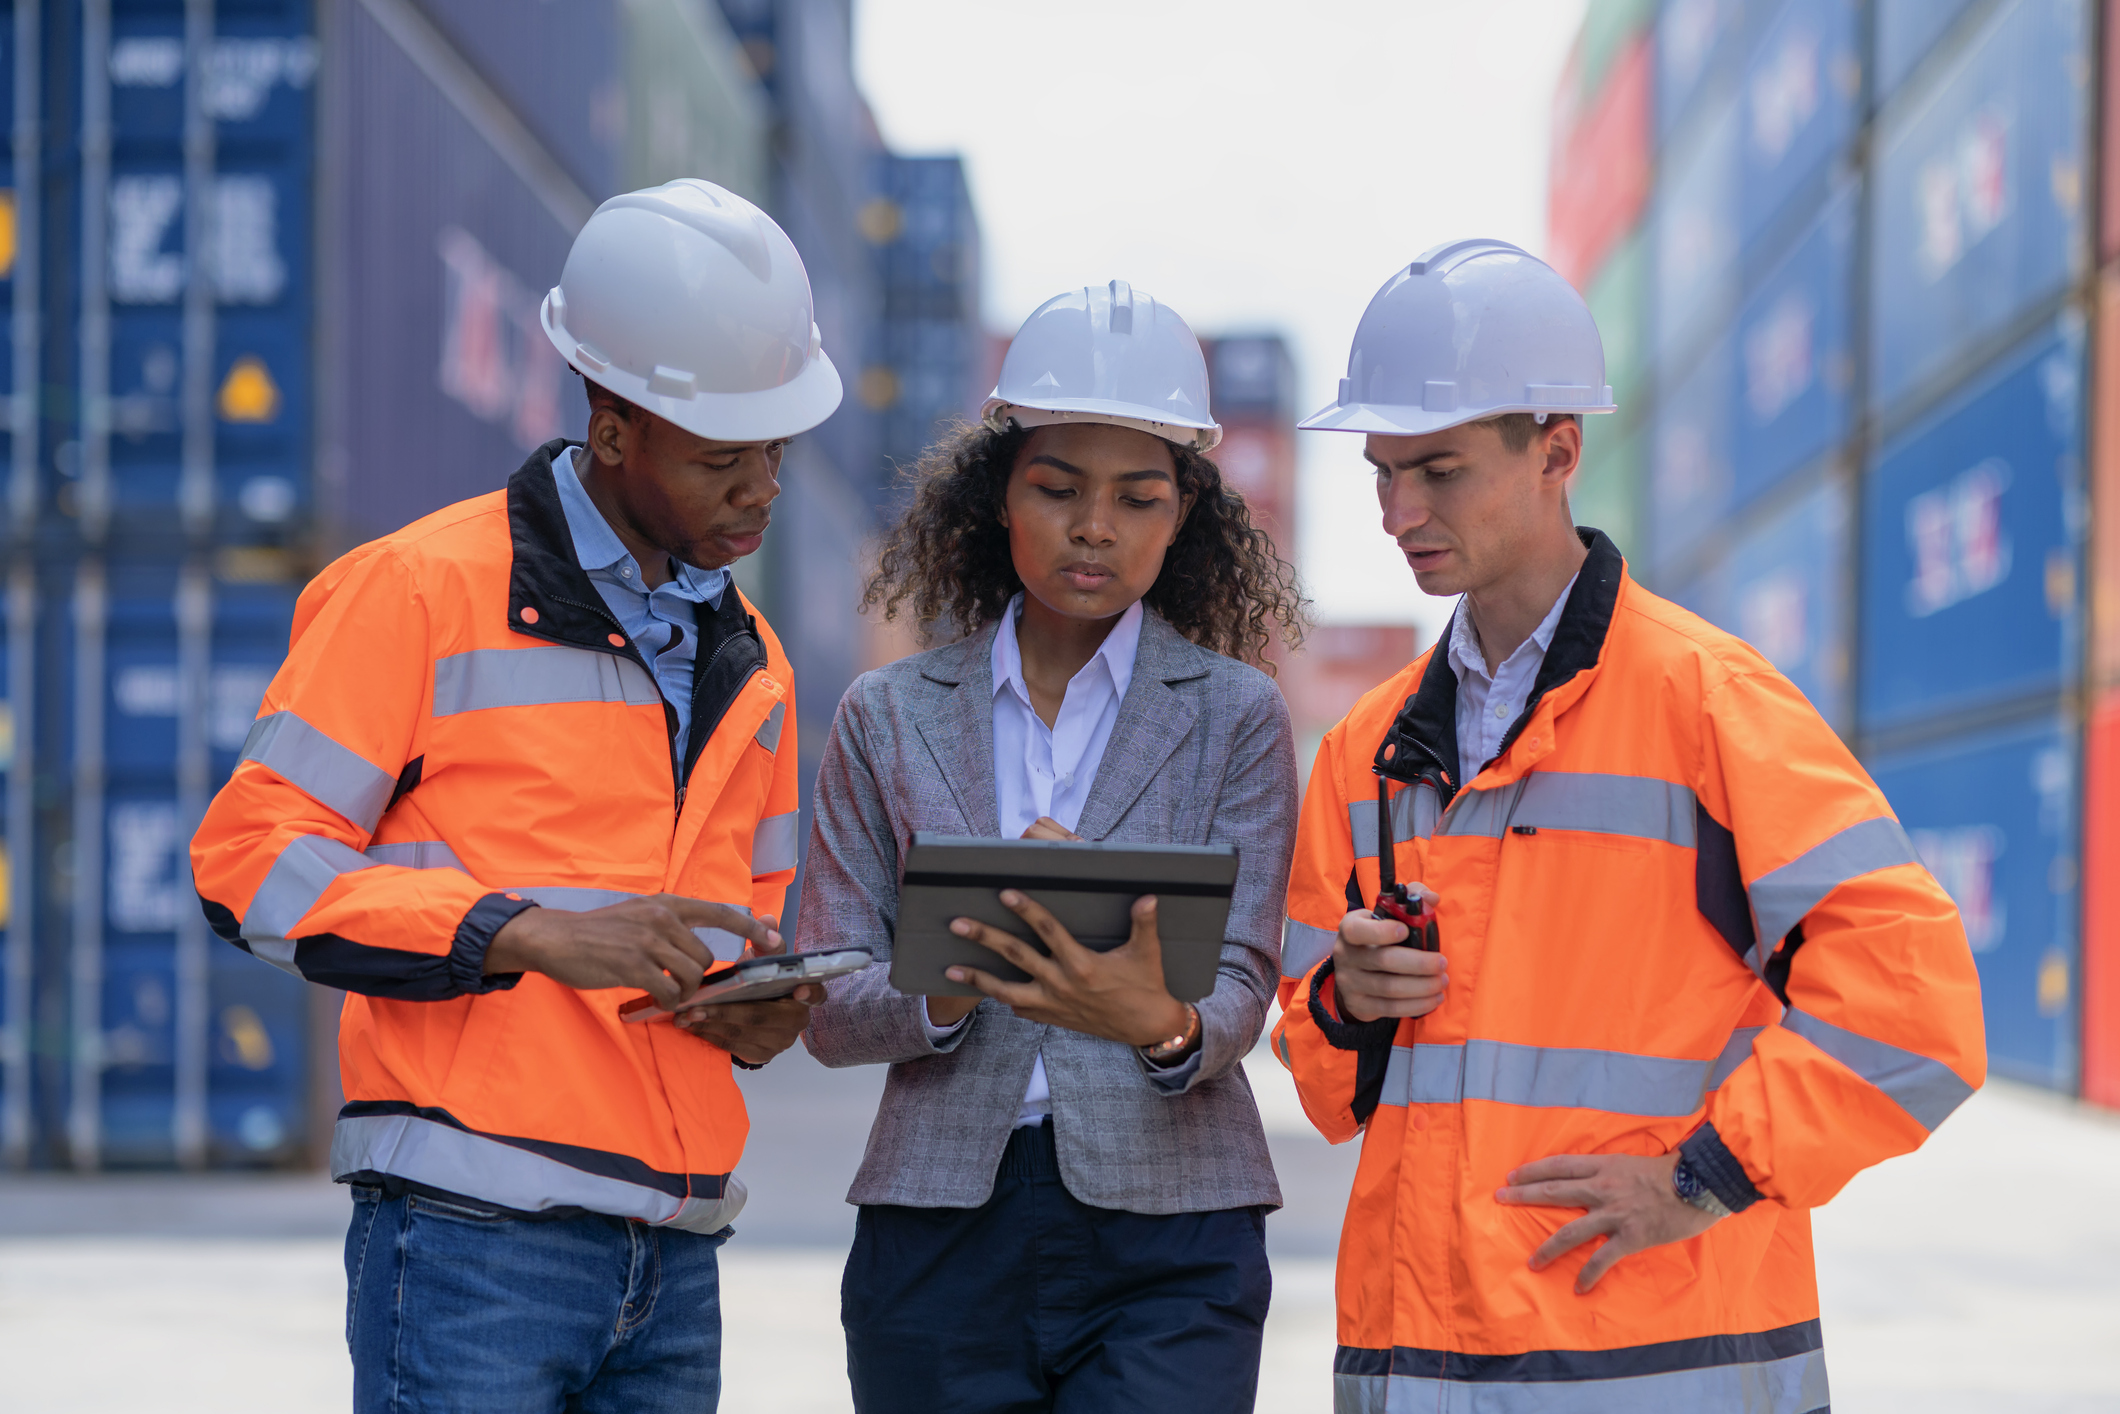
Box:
[793,284,1306,1414]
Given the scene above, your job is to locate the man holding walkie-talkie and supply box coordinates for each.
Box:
[1271,240,1987,1414]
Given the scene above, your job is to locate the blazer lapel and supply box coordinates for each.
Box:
[911,623,1002,836]
[1073,614,1208,842]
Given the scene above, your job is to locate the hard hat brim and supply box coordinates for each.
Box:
[982,398,1222,453]
[542,294,845,444]
[1297,398,1617,437]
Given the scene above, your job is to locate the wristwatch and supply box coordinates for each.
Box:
[1139,1004,1201,1066]
[1671,1155,1733,1220]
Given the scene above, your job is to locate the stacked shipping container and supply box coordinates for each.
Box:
[1555,0,2103,1096]
[0,0,958,1169]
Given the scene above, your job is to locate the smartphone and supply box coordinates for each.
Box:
[1373,886,1439,952]
[618,947,873,1024]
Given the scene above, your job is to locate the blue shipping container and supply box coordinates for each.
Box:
[325,0,593,548]
[1860,319,2085,730]
[1660,478,1852,730]
[74,569,306,1166]
[1874,0,1985,106]
[1737,0,1860,248]
[1869,715,2078,1089]
[1648,327,1736,575]
[1655,0,1745,151]
[1869,0,2089,415]
[1732,183,1855,511]
[99,1,317,540]
[1652,86,1742,384]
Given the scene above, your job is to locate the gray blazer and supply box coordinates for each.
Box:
[797,611,1296,1214]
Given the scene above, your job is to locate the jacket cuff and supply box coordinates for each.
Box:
[449,893,539,996]
[1679,1122,1764,1214]
[1307,960,1400,1053]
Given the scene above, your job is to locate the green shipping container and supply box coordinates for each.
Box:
[1573,416,1645,563]
[622,0,771,201]
[1587,228,1650,423]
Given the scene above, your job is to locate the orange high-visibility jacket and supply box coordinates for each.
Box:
[191,440,799,1232]
[1272,531,1984,1413]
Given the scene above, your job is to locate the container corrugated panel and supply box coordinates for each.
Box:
[1869,0,2090,417]
[66,562,305,1166]
[1869,714,2079,1089]
[2082,689,2120,1105]
[1728,478,1853,728]
[1859,318,2086,732]
[101,0,316,543]
[323,0,595,549]
[1547,32,1651,290]
[1586,227,1648,420]
[417,0,622,203]
[1732,183,1855,511]
[1647,328,1736,574]
[871,155,977,321]
[1651,87,1741,386]
[1874,0,1986,105]
[1655,0,1746,150]
[1737,0,1860,250]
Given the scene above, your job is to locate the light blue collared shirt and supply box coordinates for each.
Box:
[554,447,730,767]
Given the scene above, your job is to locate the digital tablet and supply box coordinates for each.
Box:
[617,947,872,1023]
[891,834,1239,1002]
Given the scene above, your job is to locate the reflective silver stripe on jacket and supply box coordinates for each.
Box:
[1349,785,1436,858]
[1332,1348,1829,1414]
[431,646,662,717]
[330,1113,746,1235]
[1439,771,1698,846]
[1783,1008,1974,1131]
[364,840,469,872]
[1746,816,1922,970]
[1706,1026,1763,1091]
[1377,1038,1726,1118]
[1281,917,1338,979]
[754,699,786,753]
[240,712,398,833]
[751,810,799,876]
[242,835,378,973]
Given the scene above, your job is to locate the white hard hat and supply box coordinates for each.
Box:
[1301,238,1616,438]
[539,178,843,443]
[983,280,1222,453]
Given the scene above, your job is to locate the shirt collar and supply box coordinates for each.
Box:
[1447,572,1579,682]
[991,594,1147,706]
[554,446,729,604]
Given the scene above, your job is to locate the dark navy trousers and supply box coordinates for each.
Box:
[841,1119,1272,1414]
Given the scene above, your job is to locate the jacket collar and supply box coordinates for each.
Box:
[507,438,627,650]
[913,608,1218,840]
[1376,527,1624,798]
[504,438,764,788]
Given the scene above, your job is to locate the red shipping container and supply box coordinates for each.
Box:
[1548,33,1653,290]
[2082,692,2120,1107]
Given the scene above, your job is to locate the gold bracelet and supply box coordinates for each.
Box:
[1141,1004,1201,1064]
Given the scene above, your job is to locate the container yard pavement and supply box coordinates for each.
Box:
[2,1043,2117,1414]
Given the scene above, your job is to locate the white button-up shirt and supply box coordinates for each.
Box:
[925,594,1146,1127]
[1446,574,1577,787]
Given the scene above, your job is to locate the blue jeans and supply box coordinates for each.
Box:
[345,1184,729,1413]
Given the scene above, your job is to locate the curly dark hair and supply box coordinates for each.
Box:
[864,421,1308,669]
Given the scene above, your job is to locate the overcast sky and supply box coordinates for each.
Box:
[855,0,1589,640]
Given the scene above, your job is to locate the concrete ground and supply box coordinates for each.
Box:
[2,1040,2116,1412]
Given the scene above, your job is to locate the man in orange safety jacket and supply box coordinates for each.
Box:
[1272,240,1986,1413]
[191,180,845,1412]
